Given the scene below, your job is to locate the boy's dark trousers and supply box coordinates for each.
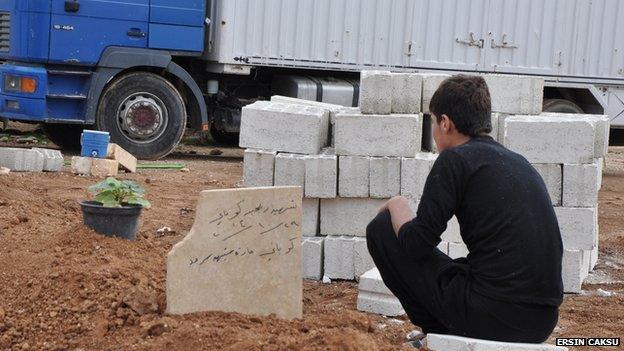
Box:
[366,210,559,343]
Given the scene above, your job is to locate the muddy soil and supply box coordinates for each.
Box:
[0,145,622,350]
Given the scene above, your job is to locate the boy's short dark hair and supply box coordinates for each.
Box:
[429,75,492,136]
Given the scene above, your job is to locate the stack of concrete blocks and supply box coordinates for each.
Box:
[71,156,120,177]
[356,268,405,317]
[240,71,429,285]
[355,74,606,316]
[502,113,609,293]
[0,147,63,172]
[319,71,429,283]
[241,71,606,312]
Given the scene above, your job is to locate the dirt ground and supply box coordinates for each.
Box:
[0,136,623,350]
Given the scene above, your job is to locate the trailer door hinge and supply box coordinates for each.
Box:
[490,34,518,49]
[404,41,415,56]
[456,32,484,48]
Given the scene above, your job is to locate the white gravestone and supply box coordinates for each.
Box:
[166,187,303,319]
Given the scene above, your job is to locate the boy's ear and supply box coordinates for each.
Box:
[440,114,453,133]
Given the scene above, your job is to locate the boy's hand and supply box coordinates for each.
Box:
[379,196,415,236]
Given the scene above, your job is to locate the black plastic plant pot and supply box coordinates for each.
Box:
[80,201,143,240]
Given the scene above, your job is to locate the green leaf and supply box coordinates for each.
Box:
[106,177,122,188]
[126,196,151,208]
[123,182,145,195]
[88,179,110,194]
[95,191,121,207]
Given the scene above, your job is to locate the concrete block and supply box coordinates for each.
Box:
[590,227,599,271]
[441,216,462,243]
[302,198,320,237]
[323,236,356,280]
[240,101,329,154]
[532,164,562,206]
[354,237,375,278]
[32,148,63,172]
[407,197,420,214]
[358,267,393,295]
[503,116,596,164]
[542,113,610,158]
[274,153,306,190]
[391,73,422,114]
[562,249,586,293]
[448,242,469,259]
[320,147,335,156]
[594,116,610,158]
[243,149,276,187]
[400,153,438,200]
[339,156,370,197]
[0,147,44,172]
[106,143,136,173]
[369,157,401,198]
[421,74,451,114]
[329,107,360,147]
[270,95,348,147]
[334,113,422,157]
[426,333,567,351]
[582,248,591,281]
[497,114,511,143]
[563,164,599,207]
[90,158,119,177]
[437,241,449,255]
[357,291,405,317]
[302,237,324,280]
[483,74,544,115]
[489,112,500,141]
[71,156,92,175]
[555,207,597,250]
[595,158,604,190]
[270,95,344,112]
[320,198,387,236]
[359,70,392,114]
[357,268,405,316]
[304,155,337,198]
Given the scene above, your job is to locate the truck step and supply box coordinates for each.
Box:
[46,94,88,100]
[47,69,92,76]
[43,118,87,124]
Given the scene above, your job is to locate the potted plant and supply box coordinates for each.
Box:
[80,177,151,240]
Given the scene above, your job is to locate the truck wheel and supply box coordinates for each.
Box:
[209,127,239,145]
[543,99,584,114]
[96,72,186,160]
[42,123,86,150]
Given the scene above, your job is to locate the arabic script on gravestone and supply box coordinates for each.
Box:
[188,198,300,267]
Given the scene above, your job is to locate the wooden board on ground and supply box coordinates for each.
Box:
[166,186,303,319]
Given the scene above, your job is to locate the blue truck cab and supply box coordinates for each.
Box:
[0,0,209,159]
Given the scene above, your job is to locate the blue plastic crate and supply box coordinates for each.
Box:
[81,130,110,158]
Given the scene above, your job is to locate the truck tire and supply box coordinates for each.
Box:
[42,123,86,150]
[96,72,186,160]
[542,99,584,114]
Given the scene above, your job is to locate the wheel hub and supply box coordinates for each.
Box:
[117,93,169,143]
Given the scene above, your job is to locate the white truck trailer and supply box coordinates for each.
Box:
[205,0,624,138]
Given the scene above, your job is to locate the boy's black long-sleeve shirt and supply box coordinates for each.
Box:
[398,136,564,307]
